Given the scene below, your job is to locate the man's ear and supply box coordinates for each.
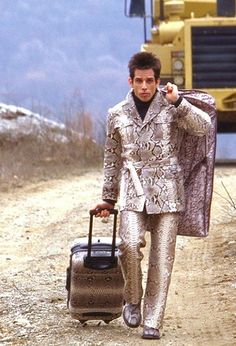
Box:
[128,77,133,87]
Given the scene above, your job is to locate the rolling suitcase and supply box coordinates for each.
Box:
[66,209,124,324]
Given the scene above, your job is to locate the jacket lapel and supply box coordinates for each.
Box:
[124,91,143,127]
[123,89,168,128]
[141,91,167,128]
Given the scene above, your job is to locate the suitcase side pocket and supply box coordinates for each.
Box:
[66,266,71,292]
[66,253,73,307]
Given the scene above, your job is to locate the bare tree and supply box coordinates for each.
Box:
[214,181,236,209]
[61,89,86,132]
[30,98,54,119]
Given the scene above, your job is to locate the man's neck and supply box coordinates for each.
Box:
[132,91,157,121]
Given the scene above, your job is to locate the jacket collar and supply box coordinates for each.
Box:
[124,89,168,127]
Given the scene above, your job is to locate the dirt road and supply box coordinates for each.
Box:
[0,167,236,346]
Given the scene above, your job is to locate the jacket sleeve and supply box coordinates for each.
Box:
[102,111,122,202]
[176,97,211,136]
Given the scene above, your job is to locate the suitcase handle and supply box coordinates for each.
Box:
[89,208,118,216]
[84,209,118,270]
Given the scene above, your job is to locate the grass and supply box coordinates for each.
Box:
[0,134,103,191]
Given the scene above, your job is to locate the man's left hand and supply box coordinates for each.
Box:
[164,82,179,104]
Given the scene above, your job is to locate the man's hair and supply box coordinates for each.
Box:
[128,52,161,80]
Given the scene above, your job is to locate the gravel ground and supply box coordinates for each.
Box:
[0,166,236,346]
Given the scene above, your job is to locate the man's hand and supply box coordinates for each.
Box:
[92,201,114,218]
[164,82,179,104]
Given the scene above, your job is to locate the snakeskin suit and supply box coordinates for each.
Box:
[102,90,211,213]
[119,210,180,329]
[101,89,212,329]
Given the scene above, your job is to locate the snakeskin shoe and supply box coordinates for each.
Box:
[142,326,161,339]
[122,303,141,328]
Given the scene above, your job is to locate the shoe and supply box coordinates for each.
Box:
[123,303,141,328]
[142,326,161,339]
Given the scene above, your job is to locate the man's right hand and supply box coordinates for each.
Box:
[92,201,114,218]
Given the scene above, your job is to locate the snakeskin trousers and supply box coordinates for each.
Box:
[119,210,180,329]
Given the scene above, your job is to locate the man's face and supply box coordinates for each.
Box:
[129,68,160,102]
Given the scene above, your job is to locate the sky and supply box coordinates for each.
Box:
[0,0,144,120]
[1,0,235,159]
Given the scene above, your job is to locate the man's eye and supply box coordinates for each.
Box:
[135,79,143,84]
[147,79,155,84]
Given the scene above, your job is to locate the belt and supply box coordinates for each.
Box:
[123,161,144,197]
[122,157,178,197]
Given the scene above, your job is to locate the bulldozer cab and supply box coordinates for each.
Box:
[124,0,236,162]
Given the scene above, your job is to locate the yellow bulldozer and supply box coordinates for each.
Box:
[125,0,236,160]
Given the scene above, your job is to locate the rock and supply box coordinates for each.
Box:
[0,102,82,143]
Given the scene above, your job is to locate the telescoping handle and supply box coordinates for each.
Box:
[84,209,118,270]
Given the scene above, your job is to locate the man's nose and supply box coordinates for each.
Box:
[142,81,147,89]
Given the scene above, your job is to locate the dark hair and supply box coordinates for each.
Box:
[128,52,161,80]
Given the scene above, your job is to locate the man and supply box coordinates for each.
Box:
[94,52,211,339]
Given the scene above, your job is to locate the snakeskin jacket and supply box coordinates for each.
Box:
[102,89,215,234]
